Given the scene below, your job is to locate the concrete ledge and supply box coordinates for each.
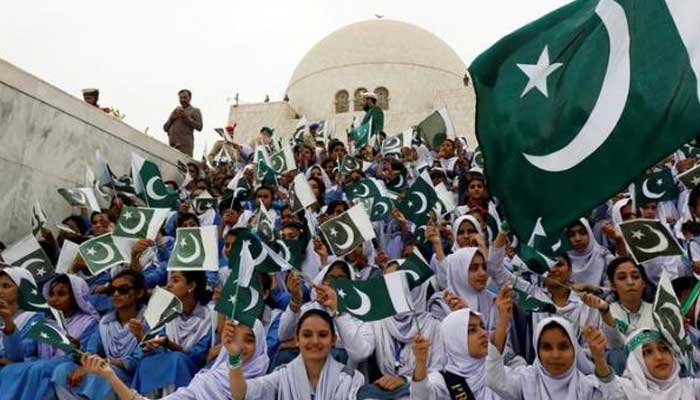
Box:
[0,58,192,244]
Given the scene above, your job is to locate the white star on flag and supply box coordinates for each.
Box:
[330,228,339,237]
[656,179,663,185]
[517,45,563,98]
[408,201,414,208]
[87,248,97,256]
[40,332,49,339]
[123,210,133,220]
[229,295,236,305]
[692,176,700,186]
[337,288,347,298]
[31,289,38,296]
[180,238,188,247]
[631,230,644,240]
[36,268,46,277]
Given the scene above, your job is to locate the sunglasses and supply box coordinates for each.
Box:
[109,285,134,296]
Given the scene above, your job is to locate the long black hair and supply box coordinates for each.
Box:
[296,309,335,337]
[111,269,149,307]
[605,256,653,301]
[181,270,211,305]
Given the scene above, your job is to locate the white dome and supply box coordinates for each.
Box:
[286,19,468,119]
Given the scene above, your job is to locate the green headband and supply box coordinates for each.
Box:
[680,281,700,316]
[625,330,663,356]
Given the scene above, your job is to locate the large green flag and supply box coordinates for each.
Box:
[335,272,412,322]
[633,169,678,205]
[168,226,219,271]
[131,153,178,209]
[470,0,700,241]
[396,171,440,226]
[78,234,127,276]
[28,320,77,354]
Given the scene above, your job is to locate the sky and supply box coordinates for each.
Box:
[0,0,565,157]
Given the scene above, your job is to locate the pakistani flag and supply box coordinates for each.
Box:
[292,116,307,145]
[113,206,170,240]
[340,155,363,175]
[433,182,456,217]
[353,118,373,148]
[233,230,293,277]
[18,278,50,313]
[370,194,396,222]
[514,218,558,275]
[131,153,177,209]
[227,171,252,201]
[215,260,263,328]
[335,272,412,321]
[31,199,47,235]
[634,169,678,205]
[514,287,556,313]
[57,188,100,213]
[345,178,384,200]
[55,240,80,274]
[95,150,116,191]
[113,175,136,194]
[79,234,127,276]
[2,235,54,282]
[289,174,316,213]
[653,270,691,356]
[168,226,219,271]
[255,205,275,243]
[680,143,700,160]
[396,171,440,226]
[385,171,407,193]
[398,248,434,290]
[194,191,219,215]
[271,146,296,175]
[254,146,277,187]
[471,146,485,170]
[619,219,683,264]
[382,129,414,156]
[416,107,455,150]
[27,320,76,354]
[678,164,700,190]
[469,0,700,242]
[274,238,306,267]
[320,205,375,257]
[142,287,183,340]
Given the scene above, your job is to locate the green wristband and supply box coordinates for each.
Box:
[228,352,242,369]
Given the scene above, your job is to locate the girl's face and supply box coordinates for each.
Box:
[309,179,321,198]
[611,262,645,304]
[567,223,590,252]
[296,315,335,363]
[237,324,257,364]
[467,314,488,358]
[110,276,140,310]
[0,275,18,305]
[323,265,350,285]
[309,167,322,181]
[439,140,455,158]
[547,257,572,283]
[456,220,478,248]
[468,180,485,201]
[468,253,488,291]
[166,272,194,301]
[256,189,273,209]
[619,203,635,221]
[91,213,113,236]
[642,341,674,380]
[538,325,575,376]
[48,281,76,315]
[639,203,657,219]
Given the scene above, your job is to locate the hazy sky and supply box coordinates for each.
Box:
[1,0,565,157]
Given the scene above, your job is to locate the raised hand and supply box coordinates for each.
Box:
[79,354,113,380]
[495,285,513,319]
[222,320,241,356]
[443,290,467,311]
[411,335,431,365]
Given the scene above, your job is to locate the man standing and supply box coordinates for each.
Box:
[81,88,111,113]
[163,89,203,157]
[361,92,384,137]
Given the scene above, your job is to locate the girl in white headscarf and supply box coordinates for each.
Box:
[410,308,501,400]
[566,218,615,287]
[486,316,604,400]
[597,329,700,399]
[0,267,42,364]
[428,214,487,290]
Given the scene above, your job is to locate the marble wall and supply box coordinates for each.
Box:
[0,58,191,245]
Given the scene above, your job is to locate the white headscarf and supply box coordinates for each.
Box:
[441,309,498,400]
[0,268,38,353]
[165,303,211,350]
[611,198,632,226]
[566,218,611,286]
[451,215,484,252]
[446,248,494,319]
[617,329,695,399]
[275,353,364,400]
[518,316,599,400]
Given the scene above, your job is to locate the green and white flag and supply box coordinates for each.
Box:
[113,175,136,194]
[194,191,219,215]
[18,278,50,313]
[398,248,434,290]
[79,233,128,276]
[514,218,558,275]
[131,153,177,209]
[335,272,412,321]
[469,0,700,242]
[353,118,373,148]
[113,206,170,240]
[254,146,277,187]
[31,199,48,235]
[619,219,683,264]
[340,155,363,175]
[55,240,80,274]
[385,171,407,193]
[234,231,293,276]
[382,129,414,156]
[396,171,440,226]
[416,107,455,150]
[142,286,183,340]
[370,194,396,222]
[168,226,219,271]
[345,177,384,200]
[680,143,700,160]
[215,258,263,328]
[653,270,691,356]
[271,146,296,175]
[634,169,678,205]
[320,205,375,257]
[57,188,101,213]
[678,164,700,190]
[227,170,252,201]
[2,234,54,282]
[292,116,307,145]
[290,174,317,213]
[471,146,485,170]
[433,182,456,217]
[514,287,556,313]
[27,319,76,354]
[95,150,116,191]
[255,204,275,243]
[274,238,305,267]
